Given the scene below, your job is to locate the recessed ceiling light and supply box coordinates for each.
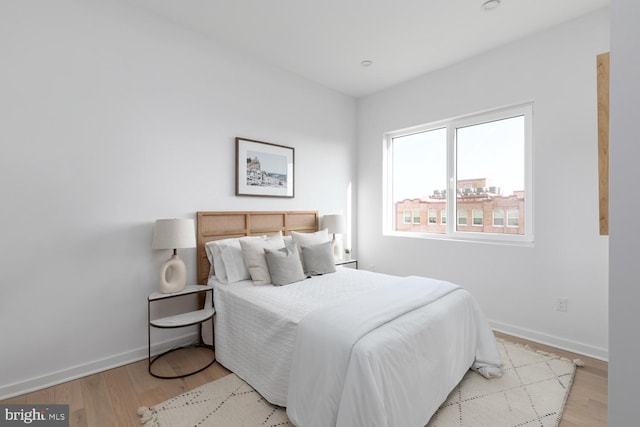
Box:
[360,60,373,67]
[482,0,501,11]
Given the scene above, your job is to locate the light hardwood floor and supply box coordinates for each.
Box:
[2,333,607,426]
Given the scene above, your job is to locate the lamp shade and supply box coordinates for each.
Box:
[152,219,196,250]
[323,214,345,235]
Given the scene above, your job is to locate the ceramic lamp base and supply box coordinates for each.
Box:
[159,254,187,293]
[331,235,343,260]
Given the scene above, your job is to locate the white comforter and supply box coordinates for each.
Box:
[206,268,398,405]
[286,276,502,427]
[205,269,501,426]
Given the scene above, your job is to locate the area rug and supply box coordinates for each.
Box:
[138,340,580,427]
[138,372,292,427]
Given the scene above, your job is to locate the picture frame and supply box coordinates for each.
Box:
[236,137,295,198]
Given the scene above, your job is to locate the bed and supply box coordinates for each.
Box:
[196,210,502,427]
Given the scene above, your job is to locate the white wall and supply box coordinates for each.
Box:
[357,8,610,359]
[609,0,640,424]
[0,0,355,398]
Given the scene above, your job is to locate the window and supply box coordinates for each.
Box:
[413,210,420,224]
[472,210,483,226]
[507,208,519,227]
[457,209,467,226]
[428,208,437,224]
[384,103,533,243]
[403,210,411,224]
[388,127,447,234]
[493,209,504,227]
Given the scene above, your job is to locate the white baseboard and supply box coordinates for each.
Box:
[490,319,608,361]
[0,332,199,401]
[3,323,608,401]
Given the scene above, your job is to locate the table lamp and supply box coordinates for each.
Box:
[152,218,196,293]
[323,214,345,260]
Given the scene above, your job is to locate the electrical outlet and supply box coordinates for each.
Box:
[555,297,568,312]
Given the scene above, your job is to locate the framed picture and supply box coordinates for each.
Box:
[236,137,295,198]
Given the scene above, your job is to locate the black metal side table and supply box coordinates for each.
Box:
[147,284,215,379]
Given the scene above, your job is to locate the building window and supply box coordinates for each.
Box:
[507,208,519,227]
[413,210,421,224]
[457,209,467,226]
[472,210,483,226]
[493,209,504,227]
[403,210,411,224]
[385,103,533,243]
[428,208,437,224]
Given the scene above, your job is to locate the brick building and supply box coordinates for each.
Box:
[395,178,525,235]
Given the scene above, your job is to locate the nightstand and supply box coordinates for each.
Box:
[335,258,358,269]
[147,284,215,379]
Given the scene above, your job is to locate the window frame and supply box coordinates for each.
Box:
[403,210,411,224]
[383,102,534,244]
[472,210,483,226]
[412,209,421,224]
[428,208,437,224]
[457,209,468,226]
[493,208,505,227]
[507,208,520,228]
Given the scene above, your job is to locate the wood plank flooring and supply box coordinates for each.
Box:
[2,334,607,426]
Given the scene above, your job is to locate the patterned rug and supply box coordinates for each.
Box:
[426,339,581,426]
[138,373,292,427]
[138,340,580,427]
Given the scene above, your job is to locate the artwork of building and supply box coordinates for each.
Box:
[247,156,261,172]
[246,156,287,188]
[395,178,525,235]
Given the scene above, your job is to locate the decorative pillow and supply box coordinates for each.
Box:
[300,241,337,276]
[291,229,330,247]
[204,237,260,283]
[291,229,330,265]
[264,245,305,286]
[240,233,285,285]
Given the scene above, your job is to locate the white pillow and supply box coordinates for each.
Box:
[291,229,330,247]
[291,229,330,265]
[300,241,337,276]
[264,245,305,286]
[205,237,260,283]
[204,240,227,282]
[240,233,286,285]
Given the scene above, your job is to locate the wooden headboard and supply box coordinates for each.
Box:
[196,211,318,285]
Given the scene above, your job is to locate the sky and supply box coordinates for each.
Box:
[392,115,525,202]
[248,150,287,175]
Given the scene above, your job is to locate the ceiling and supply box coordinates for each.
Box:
[128,0,610,98]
